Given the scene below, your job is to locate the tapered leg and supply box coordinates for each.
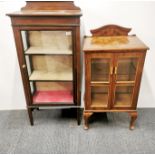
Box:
[28,108,34,126]
[83,112,93,130]
[77,108,81,125]
[129,111,138,130]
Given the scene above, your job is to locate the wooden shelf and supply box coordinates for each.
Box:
[25,46,72,55]
[116,81,135,85]
[33,90,73,104]
[29,70,73,81]
[91,93,108,108]
[91,81,109,87]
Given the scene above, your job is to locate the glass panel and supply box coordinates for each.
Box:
[31,82,73,104]
[21,30,74,104]
[27,55,73,81]
[21,30,73,81]
[21,30,72,54]
[91,58,110,82]
[116,58,138,81]
[91,86,109,108]
[114,86,134,107]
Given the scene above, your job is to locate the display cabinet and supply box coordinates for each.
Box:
[83,25,149,130]
[7,1,82,125]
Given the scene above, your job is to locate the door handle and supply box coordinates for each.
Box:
[22,64,26,69]
[110,66,113,75]
[114,66,117,75]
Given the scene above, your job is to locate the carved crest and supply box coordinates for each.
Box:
[21,1,81,11]
[90,25,131,36]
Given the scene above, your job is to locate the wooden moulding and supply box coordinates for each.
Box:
[83,36,149,51]
[7,1,82,17]
[21,1,81,11]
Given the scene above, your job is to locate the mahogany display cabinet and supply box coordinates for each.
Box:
[83,25,149,130]
[7,1,82,125]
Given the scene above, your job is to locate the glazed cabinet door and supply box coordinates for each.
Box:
[20,29,75,105]
[112,52,144,109]
[85,53,113,110]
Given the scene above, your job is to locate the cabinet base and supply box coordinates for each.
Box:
[83,110,138,130]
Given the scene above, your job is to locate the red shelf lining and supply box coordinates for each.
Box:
[33,90,73,104]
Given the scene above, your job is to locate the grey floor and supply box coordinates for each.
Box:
[0,108,155,154]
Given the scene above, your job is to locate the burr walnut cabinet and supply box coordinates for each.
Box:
[83,25,149,130]
[7,1,82,125]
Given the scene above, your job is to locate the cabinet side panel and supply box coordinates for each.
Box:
[74,26,81,106]
[84,53,91,110]
[132,51,147,108]
[12,27,32,106]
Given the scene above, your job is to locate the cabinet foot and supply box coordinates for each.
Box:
[84,125,89,130]
[83,112,93,130]
[28,108,34,126]
[77,108,81,125]
[129,111,138,130]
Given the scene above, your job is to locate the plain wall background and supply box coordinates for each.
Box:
[0,0,155,110]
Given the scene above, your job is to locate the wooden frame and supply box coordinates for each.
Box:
[83,25,148,130]
[7,1,82,125]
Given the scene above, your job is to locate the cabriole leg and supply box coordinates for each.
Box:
[129,111,138,130]
[83,112,93,130]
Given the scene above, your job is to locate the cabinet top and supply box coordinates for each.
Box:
[7,1,82,17]
[83,35,149,52]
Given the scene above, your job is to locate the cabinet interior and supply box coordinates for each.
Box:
[91,86,109,108]
[117,58,138,81]
[114,86,134,107]
[21,30,74,104]
[91,58,110,82]
[23,31,72,55]
[28,55,73,81]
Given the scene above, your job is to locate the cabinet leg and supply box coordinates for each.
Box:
[129,111,138,130]
[77,108,81,125]
[28,108,34,126]
[83,112,93,130]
